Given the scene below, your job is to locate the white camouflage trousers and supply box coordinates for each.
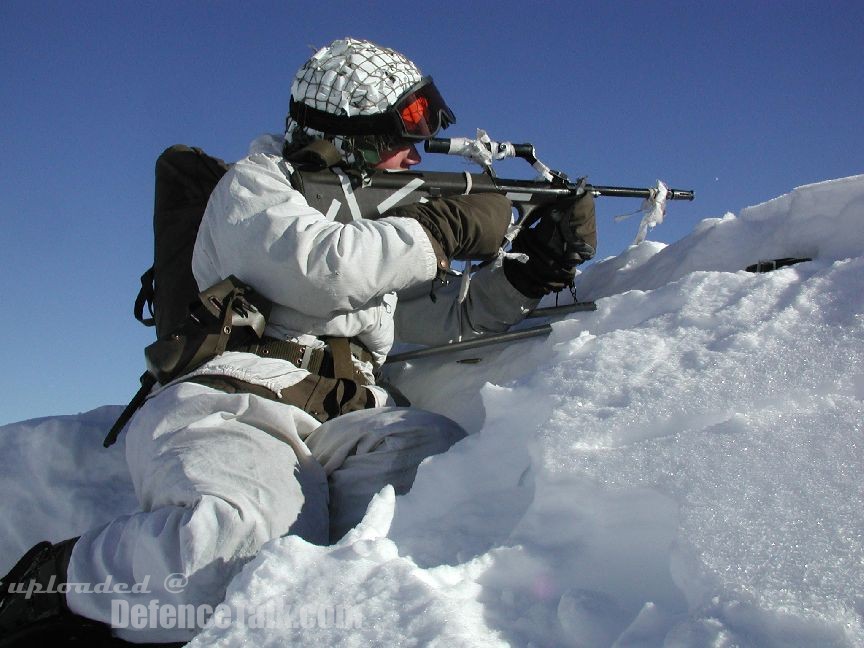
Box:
[65,381,465,643]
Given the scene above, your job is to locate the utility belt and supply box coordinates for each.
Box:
[184,334,379,429]
[105,276,379,447]
[231,336,375,382]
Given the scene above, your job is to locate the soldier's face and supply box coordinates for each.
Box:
[375,143,422,170]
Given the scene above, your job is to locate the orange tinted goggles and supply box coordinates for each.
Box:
[393,78,456,140]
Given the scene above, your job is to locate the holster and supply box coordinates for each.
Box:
[143,276,270,384]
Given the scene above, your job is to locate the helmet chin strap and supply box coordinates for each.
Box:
[358,145,384,165]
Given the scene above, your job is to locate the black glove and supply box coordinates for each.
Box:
[503,192,596,298]
[0,537,81,638]
[385,194,513,266]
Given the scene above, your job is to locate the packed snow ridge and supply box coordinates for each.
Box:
[2,174,863,646]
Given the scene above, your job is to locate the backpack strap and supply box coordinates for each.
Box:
[283,140,344,198]
[103,372,157,448]
[134,267,156,327]
[326,337,356,380]
[284,139,342,170]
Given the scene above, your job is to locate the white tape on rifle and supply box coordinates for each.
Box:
[333,168,362,221]
[458,266,471,305]
[376,177,425,214]
[325,199,342,221]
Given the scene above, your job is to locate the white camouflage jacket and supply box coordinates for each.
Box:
[189,138,537,398]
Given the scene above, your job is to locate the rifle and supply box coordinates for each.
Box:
[291,131,694,234]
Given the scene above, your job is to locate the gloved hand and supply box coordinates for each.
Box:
[503,192,596,298]
[385,193,513,266]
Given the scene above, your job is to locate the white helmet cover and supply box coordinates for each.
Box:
[292,38,423,118]
[284,38,452,162]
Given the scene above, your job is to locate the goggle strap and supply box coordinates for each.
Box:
[289,98,398,137]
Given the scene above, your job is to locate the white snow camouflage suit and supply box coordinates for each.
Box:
[66,137,537,643]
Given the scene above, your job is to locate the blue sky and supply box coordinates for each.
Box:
[1,1,862,426]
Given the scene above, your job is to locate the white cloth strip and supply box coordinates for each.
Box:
[333,168,362,220]
[376,177,425,214]
[463,171,473,195]
[325,199,342,221]
[300,344,315,370]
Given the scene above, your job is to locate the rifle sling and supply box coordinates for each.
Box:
[103,372,158,448]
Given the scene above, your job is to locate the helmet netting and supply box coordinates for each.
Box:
[292,38,423,117]
[285,38,424,165]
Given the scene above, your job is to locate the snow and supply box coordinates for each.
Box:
[2,175,863,646]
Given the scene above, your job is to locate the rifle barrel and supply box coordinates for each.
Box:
[385,324,552,364]
[589,185,694,201]
[527,302,597,318]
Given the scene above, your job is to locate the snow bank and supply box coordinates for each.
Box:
[576,173,864,300]
[0,406,136,551]
[1,175,862,646]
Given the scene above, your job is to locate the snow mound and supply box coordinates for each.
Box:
[2,175,863,646]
